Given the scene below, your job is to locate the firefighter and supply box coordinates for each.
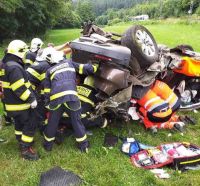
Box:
[56,76,107,144]
[62,75,107,128]
[25,38,43,68]
[76,75,107,128]
[1,40,39,160]
[0,81,6,143]
[0,49,13,125]
[43,50,98,152]
[26,47,54,132]
[135,80,181,132]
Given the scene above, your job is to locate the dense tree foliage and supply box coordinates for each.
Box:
[75,1,95,22]
[95,0,200,25]
[89,0,146,16]
[0,0,69,42]
[0,0,199,41]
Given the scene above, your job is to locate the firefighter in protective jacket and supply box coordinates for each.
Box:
[56,76,107,144]
[1,40,39,160]
[43,50,98,152]
[25,38,43,68]
[26,48,53,131]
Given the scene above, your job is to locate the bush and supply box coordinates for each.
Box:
[196,6,200,16]
[95,15,108,25]
[107,18,121,26]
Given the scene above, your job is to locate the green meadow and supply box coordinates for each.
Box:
[0,21,200,186]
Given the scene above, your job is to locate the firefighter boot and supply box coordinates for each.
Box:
[77,140,90,153]
[43,139,53,151]
[20,142,39,161]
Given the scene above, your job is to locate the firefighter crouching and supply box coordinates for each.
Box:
[1,40,39,160]
[76,76,107,128]
[56,75,108,144]
[133,80,181,132]
[43,50,99,152]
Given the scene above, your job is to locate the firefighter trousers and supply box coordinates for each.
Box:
[44,101,87,142]
[8,109,37,145]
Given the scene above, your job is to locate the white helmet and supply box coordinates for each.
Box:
[36,47,64,64]
[36,47,56,62]
[30,38,43,52]
[51,51,64,64]
[7,40,29,59]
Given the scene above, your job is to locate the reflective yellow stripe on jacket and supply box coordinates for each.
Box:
[78,94,94,106]
[44,88,50,93]
[5,104,30,111]
[11,78,25,91]
[2,81,31,89]
[20,89,31,101]
[0,69,5,76]
[79,64,84,74]
[27,68,43,81]
[25,82,31,88]
[25,59,34,65]
[50,90,77,101]
[50,68,75,80]
[2,81,11,88]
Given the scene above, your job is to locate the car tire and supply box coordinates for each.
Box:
[121,25,159,69]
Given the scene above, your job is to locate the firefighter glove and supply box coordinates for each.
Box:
[31,100,37,109]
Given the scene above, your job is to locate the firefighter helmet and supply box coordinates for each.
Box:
[84,76,95,87]
[7,40,29,59]
[30,38,43,52]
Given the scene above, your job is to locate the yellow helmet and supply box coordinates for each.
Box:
[7,40,29,59]
[84,76,95,88]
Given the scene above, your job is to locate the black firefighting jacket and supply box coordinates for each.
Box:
[44,59,98,109]
[1,54,36,111]
[77,84,98,114]
[25,51,37,68]
[26,60,51,90]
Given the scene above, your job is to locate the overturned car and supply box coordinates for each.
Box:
[69,23,200,121]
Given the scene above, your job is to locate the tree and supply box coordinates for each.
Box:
[0,0,67,42]
[76,0,95,23]
[55,2,81,28]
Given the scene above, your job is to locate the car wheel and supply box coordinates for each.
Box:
[121,25,159,69]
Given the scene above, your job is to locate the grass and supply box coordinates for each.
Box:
[0,20,200,186]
